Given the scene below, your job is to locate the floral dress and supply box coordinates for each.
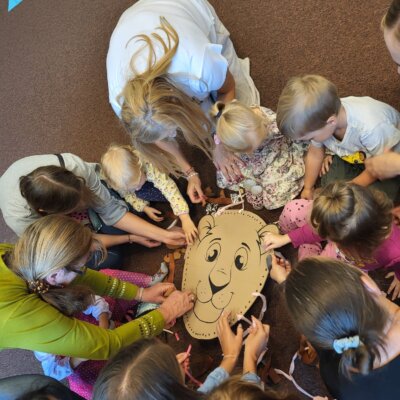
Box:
[216,106,307,210]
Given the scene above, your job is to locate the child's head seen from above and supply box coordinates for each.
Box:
[276,74,341,141]
[19,166,99,216]
[101,144,146,193]
[210,100,268,153]
[311,181,393,261]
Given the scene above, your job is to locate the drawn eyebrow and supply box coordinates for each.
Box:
[241,242,250,250]
[210,238,221,243]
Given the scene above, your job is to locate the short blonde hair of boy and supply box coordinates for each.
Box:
[210,101,267,152]
[101,144,143,192]
[276,74,341,139]
[382,0,400,41]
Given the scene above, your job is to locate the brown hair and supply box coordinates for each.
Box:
[120,17,213,176]
[93,338,203,400]
[382,0,400,41]
[285,257,388,379]
[276,74,341,139]
[19,166,99,215]
[311,181,393,261]
[12,215,105,315]
[207,376,297,400]
[210,101,269,153]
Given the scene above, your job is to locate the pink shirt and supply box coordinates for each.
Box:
[288,223,400,279]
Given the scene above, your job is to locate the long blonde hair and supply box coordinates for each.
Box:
[210,101,268,152]
[120,17,213,176]
[12,215,106,315]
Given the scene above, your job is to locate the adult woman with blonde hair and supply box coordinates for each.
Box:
[107,0,260,196]
[271,256,400,400]
[0,215,194,363]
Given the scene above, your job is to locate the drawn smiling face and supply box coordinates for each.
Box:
[182,211,278,339]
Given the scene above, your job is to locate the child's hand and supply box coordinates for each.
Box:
[244,316,269,369]
[144,206,164,222]
[217,311,243,374]
[176,351,190,372]
[392,206,400,226]
[269,253,291,284]
[263,232,291,252]
[180,214,198,245]
[301,187,314,200]
[213,144,244,183]
[386,272,400,300]
[319,155,333,177]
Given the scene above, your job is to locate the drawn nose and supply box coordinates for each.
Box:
[209,275,229,295]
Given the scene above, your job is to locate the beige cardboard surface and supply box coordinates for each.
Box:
[182,210,278,339]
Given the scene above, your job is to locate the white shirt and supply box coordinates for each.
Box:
[106,0,228,116]
[312,96,400,157]
[34,296,111,381]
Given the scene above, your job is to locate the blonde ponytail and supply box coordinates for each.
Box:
[211,100,266,153]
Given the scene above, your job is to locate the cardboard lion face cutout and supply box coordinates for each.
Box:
[182,210,278,339]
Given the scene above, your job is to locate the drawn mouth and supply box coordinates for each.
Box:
[193,281,234,323]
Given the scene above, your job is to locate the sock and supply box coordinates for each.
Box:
[150,262,169,286]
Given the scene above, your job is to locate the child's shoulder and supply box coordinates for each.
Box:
[342,96,400,128]
[342,96,398,114]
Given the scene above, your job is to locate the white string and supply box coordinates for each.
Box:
[215,189,245,216]
[274,352,323,399]
[237,292,268,366]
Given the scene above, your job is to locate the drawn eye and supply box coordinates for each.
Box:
[234,247,248,271]
[205,242,220,262]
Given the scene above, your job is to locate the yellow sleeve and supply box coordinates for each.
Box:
[72,268,137,300]
[0,293,164,360]
[124,193,149,213]
[145,163,189,216]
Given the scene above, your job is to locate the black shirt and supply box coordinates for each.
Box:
[319,350,400,400]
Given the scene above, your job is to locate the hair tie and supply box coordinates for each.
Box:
[216,108,223,119]
[27,279,50,295]
[333,335,360,354]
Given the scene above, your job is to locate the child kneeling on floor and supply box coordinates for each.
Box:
[263,181,400,300]
[276,74,400,200]
[101,144,197,244]
[211,101,306,210]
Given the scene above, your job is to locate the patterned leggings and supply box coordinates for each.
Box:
[279,199,338,260]
[67,269,152,400]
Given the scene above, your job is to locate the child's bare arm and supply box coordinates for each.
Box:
[302,145,325,199]
[179,214,198,245]
[350,169,377,187]
[98,312,110,330]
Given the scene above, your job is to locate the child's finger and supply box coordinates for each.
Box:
[236,323,243,339]
[251,315,262,329]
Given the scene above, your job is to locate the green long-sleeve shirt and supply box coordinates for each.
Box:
[0,244,165,360]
